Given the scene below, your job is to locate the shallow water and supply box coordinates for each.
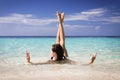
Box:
[0,37,120,80]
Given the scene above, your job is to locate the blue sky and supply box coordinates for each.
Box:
[0,0,120,36]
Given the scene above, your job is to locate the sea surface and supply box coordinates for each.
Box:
[0,36,120,80]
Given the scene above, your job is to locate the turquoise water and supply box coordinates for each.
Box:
[0,37,120,80]
[0,37,120,59]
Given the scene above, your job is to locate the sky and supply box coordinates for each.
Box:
[0,0,120,36]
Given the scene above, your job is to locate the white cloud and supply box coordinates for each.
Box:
[65,13,89,21]
[0,13,57,26]
[0,8,119,27]
[81,8,106,15]
[64,24,89,29]
[11,13,33,18]
[95,26,101,30]
[103,16,120,23]
[65,8,106,21]
[65,8,120,23]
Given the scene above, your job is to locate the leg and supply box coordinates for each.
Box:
[56,21,60,44]
[56,12,68,57]
[60,13,68,57]
[56,12,61,44]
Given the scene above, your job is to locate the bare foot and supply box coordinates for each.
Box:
[56,11,62,23]
[61,12,64,23]
[26,51,30,63]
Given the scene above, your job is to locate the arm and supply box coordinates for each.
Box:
[82,53,97,65]
[26,51,57,65]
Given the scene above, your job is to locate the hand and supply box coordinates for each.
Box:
[26,51,30,63]
[89,53,97,64]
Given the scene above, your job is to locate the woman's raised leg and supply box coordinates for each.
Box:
[56,11,68,57]
[56,12,61,44]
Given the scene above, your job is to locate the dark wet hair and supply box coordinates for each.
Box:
[51,44,64,61]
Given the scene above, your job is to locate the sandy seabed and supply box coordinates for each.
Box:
[0,63,120,80]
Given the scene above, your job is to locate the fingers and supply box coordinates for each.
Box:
[26,51,30,63]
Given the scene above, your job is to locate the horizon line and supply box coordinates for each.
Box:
[0,36,120,38]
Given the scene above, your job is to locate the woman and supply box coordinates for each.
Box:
[50,11,68,61]
[26,11,96,65]
[26,12,68,64]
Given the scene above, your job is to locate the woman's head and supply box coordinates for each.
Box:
[51,44,64,61]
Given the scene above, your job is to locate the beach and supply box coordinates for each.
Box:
[0,37,120,80]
